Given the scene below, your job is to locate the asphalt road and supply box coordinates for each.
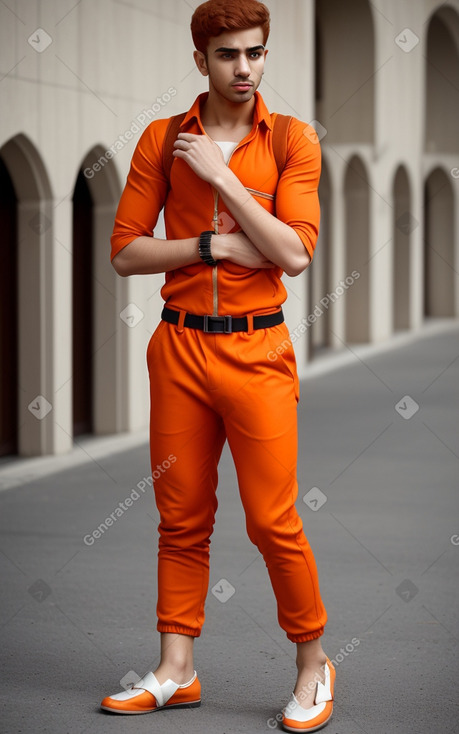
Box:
[1,324,458,734]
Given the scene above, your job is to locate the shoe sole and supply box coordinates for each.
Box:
[282,709,333,733]
[101,700,201,715]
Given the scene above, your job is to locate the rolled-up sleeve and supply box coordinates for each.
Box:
[275,119,321,260]
[110,118,169,261]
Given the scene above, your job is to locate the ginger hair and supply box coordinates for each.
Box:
[191,0,270,54]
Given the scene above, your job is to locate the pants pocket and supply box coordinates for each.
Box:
[267,324,300,403]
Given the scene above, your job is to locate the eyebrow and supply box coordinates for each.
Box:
[214,45,265,54]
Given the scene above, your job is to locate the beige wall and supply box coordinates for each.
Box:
[0,0,458,456]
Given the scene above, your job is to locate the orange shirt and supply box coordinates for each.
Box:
[111,92,321,317]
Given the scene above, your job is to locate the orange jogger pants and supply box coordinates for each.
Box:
[147,316,327,643]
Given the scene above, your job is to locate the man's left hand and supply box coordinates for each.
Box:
[173,133,228,184]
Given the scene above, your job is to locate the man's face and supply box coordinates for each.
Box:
[195,27,268,103]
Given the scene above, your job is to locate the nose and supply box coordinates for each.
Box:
[235,53,251,77]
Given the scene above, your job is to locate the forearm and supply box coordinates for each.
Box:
[112,236,200,276]
[213,169,310,277]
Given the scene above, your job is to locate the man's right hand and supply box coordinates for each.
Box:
[213,231,275,269]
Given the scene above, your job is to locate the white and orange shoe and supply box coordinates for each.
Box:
[100,670,201,714]
[281,658,335,733]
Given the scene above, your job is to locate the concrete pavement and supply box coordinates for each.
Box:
[1,322,458,734]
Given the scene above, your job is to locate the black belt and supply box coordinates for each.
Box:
[161,307,284,334]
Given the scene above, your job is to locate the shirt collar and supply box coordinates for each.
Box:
[179,91,273,133]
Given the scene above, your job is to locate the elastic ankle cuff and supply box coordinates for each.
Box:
[287,629,325,643]
[157,623,201,638]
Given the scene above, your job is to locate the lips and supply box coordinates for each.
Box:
[232,83,253,90]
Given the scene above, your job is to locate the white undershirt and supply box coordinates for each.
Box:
[215,141,238,164]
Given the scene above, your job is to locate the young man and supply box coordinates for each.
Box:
[100,1,335,730]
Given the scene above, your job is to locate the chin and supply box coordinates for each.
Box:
[229,89,256,102]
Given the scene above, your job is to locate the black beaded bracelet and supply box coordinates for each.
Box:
[199,230,218,267]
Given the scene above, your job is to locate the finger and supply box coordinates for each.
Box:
[176,132,198,142]
[173,139,190,149]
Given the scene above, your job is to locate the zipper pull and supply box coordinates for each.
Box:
[212,190,219,234]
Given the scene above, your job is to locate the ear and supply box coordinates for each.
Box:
[193,50,209,77]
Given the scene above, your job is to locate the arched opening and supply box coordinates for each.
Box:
[72,171,94,437]
[344,156,370,343]
[393,166,413,331]
[0,134,55,456]
[315,0,375,144]
[310,157,332,357]
[74,147,123,437]
[0,157,18,456]
[425,7,459,154]
[423,168,455,318]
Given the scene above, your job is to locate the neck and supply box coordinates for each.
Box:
[201,87,256,130]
